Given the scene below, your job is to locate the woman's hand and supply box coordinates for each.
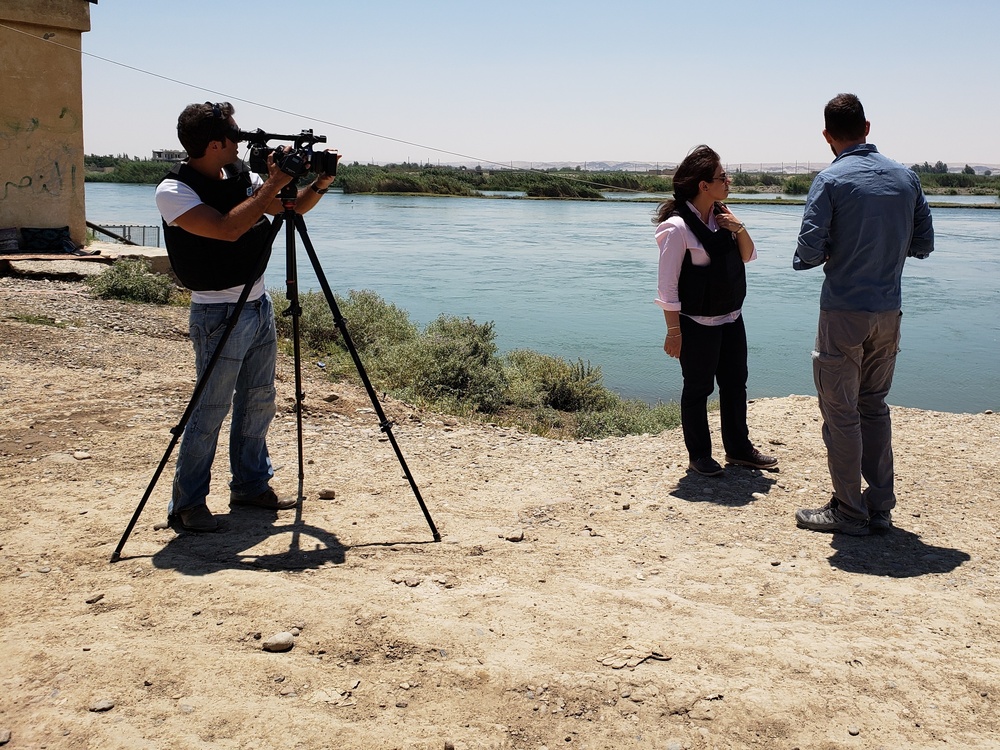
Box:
[663,332,681,359]
[714,204,745,234]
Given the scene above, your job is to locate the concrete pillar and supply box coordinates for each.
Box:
[0,1,93,246]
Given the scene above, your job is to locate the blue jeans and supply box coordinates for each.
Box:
[170,294,277,514]
[812,309,901,519]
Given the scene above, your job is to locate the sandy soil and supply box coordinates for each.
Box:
[1,272,998,750]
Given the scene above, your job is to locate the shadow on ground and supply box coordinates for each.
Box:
[827,526,971,577]
[670,465,779,506]
[148,504,349,575]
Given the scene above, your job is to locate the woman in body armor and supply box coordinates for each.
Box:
[653,145,777,477]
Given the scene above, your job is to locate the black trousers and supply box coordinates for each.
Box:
[678,314,753,461]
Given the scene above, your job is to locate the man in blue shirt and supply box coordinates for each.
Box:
[793,93,934,536]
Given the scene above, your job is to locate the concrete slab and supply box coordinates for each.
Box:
[0,242,176,280]
[88,241,174,276]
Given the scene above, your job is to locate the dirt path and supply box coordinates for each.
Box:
[1,276,998,749]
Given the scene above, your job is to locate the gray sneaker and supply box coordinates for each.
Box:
[795,499,869,536]
[869,510,893,534]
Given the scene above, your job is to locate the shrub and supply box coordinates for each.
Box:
[730,172,758,187]
[270,291,505,411]
[337,289,419,353]
[337,165,384,193]
[526,177,603,199]
[387,316,508,413]
[379,174,425,193]
[932,173,976,189]
[271,289,338,351]
[85,160,172,183]
[271,288,417,356]
[504,350,614,411]
[783,176,813,195]
[86,258,177,304]
[575,398,681,439]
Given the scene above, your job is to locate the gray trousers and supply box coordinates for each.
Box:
[812,309,902,519]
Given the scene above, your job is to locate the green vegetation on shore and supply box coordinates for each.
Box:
[85,155,1000,200]
[85,258,182,305]
[267,287,681,439]
[81,259,681,440]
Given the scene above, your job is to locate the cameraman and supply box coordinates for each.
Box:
[155,101,335,532]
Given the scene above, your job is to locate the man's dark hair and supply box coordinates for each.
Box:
[824,93,867,142]
[177,101,235,158]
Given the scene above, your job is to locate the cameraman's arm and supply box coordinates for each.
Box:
[293,172,336,214]
[173,158,293,241]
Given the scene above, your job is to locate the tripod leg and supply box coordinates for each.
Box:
[111,214,287,562]
[110,434,180,562]
[293,213,441,542]
[282,212,306,503]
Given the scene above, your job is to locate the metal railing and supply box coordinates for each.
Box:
[87,221,161,248]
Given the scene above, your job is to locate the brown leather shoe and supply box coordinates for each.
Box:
[174,504,219,532]
[688,456,725,477]
[229,487,298,510]
[725,448,779,470]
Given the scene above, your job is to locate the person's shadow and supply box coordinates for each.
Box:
[670,466,779,507]
[826,525,970,577]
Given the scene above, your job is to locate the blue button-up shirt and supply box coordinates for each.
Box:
[793,143,934,311]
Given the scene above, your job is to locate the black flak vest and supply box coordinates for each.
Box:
[675,202,747,317]
[160,161,272,291]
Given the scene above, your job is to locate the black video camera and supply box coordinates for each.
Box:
[234,127,340,179]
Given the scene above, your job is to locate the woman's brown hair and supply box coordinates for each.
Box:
[653,145,720,224]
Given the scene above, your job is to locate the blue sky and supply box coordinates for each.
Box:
[79,0,1000,168]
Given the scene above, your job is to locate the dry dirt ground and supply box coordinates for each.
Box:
[1,272,998,750]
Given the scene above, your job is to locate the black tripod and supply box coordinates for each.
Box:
[111,184,440,562]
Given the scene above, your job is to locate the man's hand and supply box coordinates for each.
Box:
[265,149,295,190]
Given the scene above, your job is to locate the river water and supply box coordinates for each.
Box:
[85,184,1000,414]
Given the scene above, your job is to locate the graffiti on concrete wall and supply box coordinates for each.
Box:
[1,158,78,201]
[1,110,81,202]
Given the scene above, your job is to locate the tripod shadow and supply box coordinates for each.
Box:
[670,467,778,507]
[826,526,971,578]
[150,506,348,575]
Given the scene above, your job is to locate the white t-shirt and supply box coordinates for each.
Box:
[155,169,268,304]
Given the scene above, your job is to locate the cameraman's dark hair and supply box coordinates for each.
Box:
[824,93,867,142]
[653,145,720,224]
[177,101,235,158]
